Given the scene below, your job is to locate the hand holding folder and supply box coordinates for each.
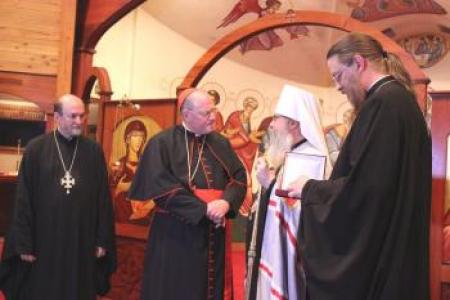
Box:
[275,152,326,199]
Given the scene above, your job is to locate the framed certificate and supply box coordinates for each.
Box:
[275,152,326,198]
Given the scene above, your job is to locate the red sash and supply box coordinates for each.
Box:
[194,188,233,300]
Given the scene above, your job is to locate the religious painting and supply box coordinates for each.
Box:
[217,0,309,54]
[397,33,449,68]
[347,0,446,22]
[201,81,228,132]
[100,99,177,239]
[221,89,269,215]
[324,101,355,166]
[109,117,160,225]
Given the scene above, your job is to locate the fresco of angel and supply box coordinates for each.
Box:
[217,0,309,54]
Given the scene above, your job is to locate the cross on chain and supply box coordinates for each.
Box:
[61,171,75,194]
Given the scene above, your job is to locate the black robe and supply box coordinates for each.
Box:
[0,131,117,300]
[129,125,247,300]
[245,183,272,300]
[299,76,431,300]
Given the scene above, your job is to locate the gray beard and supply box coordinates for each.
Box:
[71,128,82,136]
[265,129,293,170]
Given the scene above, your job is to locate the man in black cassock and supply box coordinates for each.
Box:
[288,33,431,300]
[128,88,246,300]
[0,94,116,299]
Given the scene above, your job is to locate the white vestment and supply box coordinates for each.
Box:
[253,84,331,299]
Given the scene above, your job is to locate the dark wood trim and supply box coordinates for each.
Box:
[430,91,450,97]
[0,146,24,154]
[80,66,113,142]
[0,175,17,183]
[57,0,77,96]
[442,265,450,283]
[0,71,57,113]
[72,0,144,100]
[430,92,450,300]
[412,77,432,85]
[76,0,145,51]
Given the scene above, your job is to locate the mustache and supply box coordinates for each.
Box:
[263,129,293,170]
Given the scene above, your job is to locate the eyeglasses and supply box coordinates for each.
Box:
[332,70,343,82]
[331,67,346,83]
[331,60,357,83]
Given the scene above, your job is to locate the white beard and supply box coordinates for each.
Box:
[265,128,293,171]
[71,127,82,136]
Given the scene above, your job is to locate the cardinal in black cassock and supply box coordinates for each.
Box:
[129,89,246,300]
[0,95,116,300]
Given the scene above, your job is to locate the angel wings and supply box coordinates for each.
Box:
[217,0,309,54]
[217,0,264,29]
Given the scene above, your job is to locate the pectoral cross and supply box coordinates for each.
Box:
[61,171,75,194]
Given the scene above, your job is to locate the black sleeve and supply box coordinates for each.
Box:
[94,144,116,252]
[4,146,35,259]
[129,135,207,225]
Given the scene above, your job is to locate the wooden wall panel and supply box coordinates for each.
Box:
[0,0,61,75]
[0,0,76,115]
[57,0,77,96]
[0,71,56,113]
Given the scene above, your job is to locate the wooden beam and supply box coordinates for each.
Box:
[72,0,144,98]
[179,11,429,112]
[0,71,56,113]
[56,0,77,96]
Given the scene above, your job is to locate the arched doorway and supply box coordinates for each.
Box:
[81,67,113,142]
[178,10,434,298]
[179,10,429,112]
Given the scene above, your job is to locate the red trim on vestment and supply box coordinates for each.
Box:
[259,261,273,278]
[153,187,183,206]
[194,189,233,300]
[268,199,299,249]
[271,288,288,300]
[259,262,288,300]
[207,142,246,187]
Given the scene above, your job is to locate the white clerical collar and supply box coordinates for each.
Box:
[367,75,390,92]
[182,122,201,137]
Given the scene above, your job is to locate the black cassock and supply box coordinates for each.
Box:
[0,131,116,300]
[129,125,247,300]
[300,76,431,300]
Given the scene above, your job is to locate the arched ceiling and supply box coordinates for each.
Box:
[140,0,450,87]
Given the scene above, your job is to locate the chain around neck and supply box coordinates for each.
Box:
[184,127,206,185]
[53,130,79,174]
